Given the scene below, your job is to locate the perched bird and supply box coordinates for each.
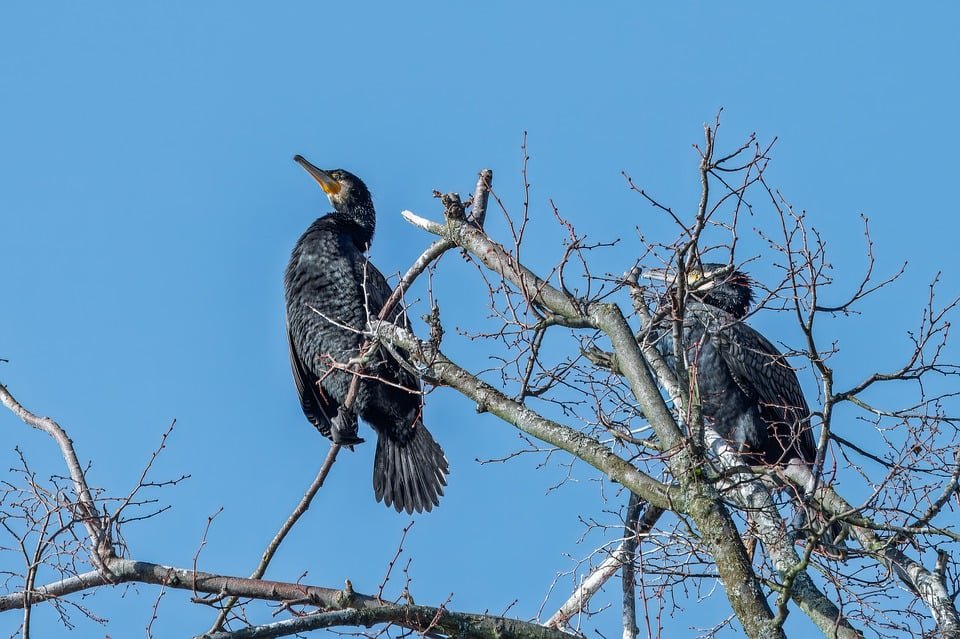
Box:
[284,155,448,513]
[646,262,842,543]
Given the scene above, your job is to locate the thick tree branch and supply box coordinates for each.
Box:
[0,558,574,639]
[199,603,571,639]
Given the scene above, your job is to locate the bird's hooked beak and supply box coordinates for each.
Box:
[642,267,718,290]
[641,267,674,284]
[294,155,341,195]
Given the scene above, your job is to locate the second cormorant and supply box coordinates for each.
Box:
[647,263,841,543]
[285,155,448,513]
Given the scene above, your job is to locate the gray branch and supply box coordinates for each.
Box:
[0,558,576,639]
[199,604,571,639]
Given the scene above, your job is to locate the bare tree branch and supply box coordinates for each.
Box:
[0,383,113,572]
[0,558,575,639]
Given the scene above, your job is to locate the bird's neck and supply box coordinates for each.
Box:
[336,203,376,249]
[701,288,751,319]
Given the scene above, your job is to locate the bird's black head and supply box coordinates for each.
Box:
[294,155,375,233]
[645,262,756,319]
[685,263,755,319]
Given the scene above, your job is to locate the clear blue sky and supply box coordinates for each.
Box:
[2,3,958,637]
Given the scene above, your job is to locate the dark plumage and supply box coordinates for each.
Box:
[651,264,815,465]
[648,263,841,543]
[284,155,448,513]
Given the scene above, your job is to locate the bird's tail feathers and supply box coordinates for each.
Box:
[373,422,448,514]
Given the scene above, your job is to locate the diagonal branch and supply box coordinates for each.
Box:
[371,319,675,509]
[0,383,113,572]
[546,493,652,632]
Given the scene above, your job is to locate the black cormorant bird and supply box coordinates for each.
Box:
[647,263,841,543]
[285,155,448,514]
